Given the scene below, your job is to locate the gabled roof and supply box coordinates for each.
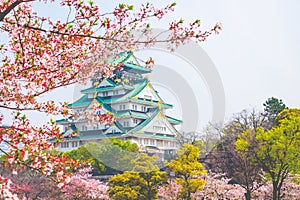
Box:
[99,79,148,103]
[69,94,90,108]
[81,85,117,93]
[130,98,173,108]
[115,111,148,119]
[112,51,152,73]
[128,108,160,134]
[166,116,182,124]
[123,63,152,73]
[103,123,125,134]
[94,97,115,113]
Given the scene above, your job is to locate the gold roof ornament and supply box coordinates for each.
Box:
[157,100,163,110]
[157,112,163,118]
[93,81,99,87]
[94,92,98,99]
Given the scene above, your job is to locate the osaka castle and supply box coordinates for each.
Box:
[56,51,182,160]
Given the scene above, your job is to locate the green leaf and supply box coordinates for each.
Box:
[21,115,26,121]
[128,5,134,10]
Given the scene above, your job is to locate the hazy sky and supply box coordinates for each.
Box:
[2,1,299,132]
[136,0,300,128]
[163,0,300,128]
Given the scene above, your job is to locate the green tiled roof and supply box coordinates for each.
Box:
[130,98,173,108]
[56,118,69,123]
[68,95,116,112]
[124,79,149,99]
[166,116,182,124]
[128,109,160,134]
[113,121,126,133]
[63,133,124,141]
[123,63,152,73]
[132,133,176,140]
[131,112,148,119]
[69,94,90,107]
[115,111,148,119]
[106,78,117,86]
[81,85,117,93]
[109,51,150,73]
[95,97,115,113]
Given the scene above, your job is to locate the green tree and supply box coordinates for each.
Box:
[167,144,206,200]
[236,108,300,200]
[108,172,142,200]
[132,153,168,200]
[263,97,287,127]
[63,142,105,175]
[108,153,167,200]
[95,138,139,174]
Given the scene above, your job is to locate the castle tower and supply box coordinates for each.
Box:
[56,51,182,160]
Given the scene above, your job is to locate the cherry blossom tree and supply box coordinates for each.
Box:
[158,180,181,200]
[0,0,221,197]
[158,174,300,199]
[60,167,111,200]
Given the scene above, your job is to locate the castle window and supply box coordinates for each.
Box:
[96,110,101,116]
[82,125,87,131]
[164,141,170,147]
[171,142,175,148]
[132,104,137,110]
[103,91,108,97]
[61,142,69,148]
[123,121,129,127]
[150,139,155,146]
[144,139,149,145]
[153,126,166,132]
[139,139,143,144]
[113,90,118,95]
[134,119,139,124]
[141,106,147,112]
[72,141,78,148]
[119,104,126,110]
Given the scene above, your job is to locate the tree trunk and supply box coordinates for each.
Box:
[244,190,251,200]
[272,182,281,200]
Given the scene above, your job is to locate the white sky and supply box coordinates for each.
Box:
[2,0,300,132]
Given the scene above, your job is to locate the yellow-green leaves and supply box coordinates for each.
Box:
[167,144,206,200]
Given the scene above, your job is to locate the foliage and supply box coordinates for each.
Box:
[236,108,300,200]
[167,144,206,200]
[203,109,266,200]
[63,142,105,175]
[108,153,167,200]
[64,139,139,175]
[91,139,139,174]
[108,172,143,200]
[263,97,287,128]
